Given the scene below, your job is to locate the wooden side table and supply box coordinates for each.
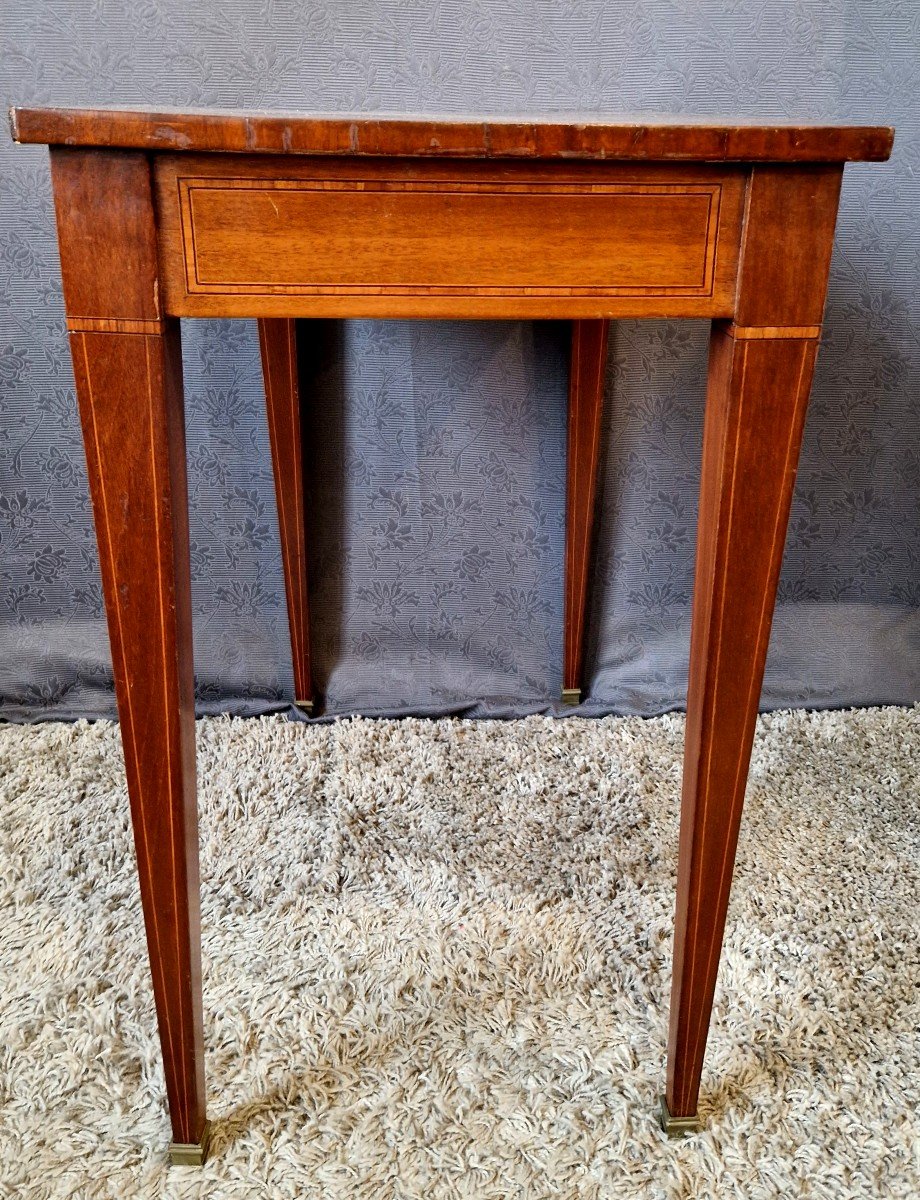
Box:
[11,107,893,1163]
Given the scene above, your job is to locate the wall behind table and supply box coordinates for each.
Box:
[1,1,918,720]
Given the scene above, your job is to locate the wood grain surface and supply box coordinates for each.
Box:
[665,166,845,1123]
[153,156,745,319]
[11,106,895,162]
[49,148,164,331]
[50,148,208,1150]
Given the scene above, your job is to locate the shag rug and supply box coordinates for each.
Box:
[0,708,917,1199]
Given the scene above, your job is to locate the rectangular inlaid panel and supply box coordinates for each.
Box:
[183,179,719,292]
[155,156,745,318]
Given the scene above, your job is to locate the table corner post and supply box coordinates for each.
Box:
[665,162,844,1129]
[49,146,209,1161]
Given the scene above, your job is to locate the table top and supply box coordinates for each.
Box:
[10,107,894,163]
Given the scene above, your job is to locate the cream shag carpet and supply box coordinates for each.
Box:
[0,708,918,1199]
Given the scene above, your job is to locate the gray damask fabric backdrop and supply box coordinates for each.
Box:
[1,2,918,722]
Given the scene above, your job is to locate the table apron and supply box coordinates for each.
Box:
[153,154,746,320]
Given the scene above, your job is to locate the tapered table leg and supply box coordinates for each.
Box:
[563,319,609,705]
[72,324,208,1160]
[51,149,209,1163]
[664,323,819,1131]
[663,164,844,1133]
[258,317,314,712]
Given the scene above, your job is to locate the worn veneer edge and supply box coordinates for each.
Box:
[8,107,895,163]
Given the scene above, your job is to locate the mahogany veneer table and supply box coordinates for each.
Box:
[11,107,894,1164]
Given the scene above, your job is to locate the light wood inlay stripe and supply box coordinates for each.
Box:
[727,324,821,340]
[68,316,166,335]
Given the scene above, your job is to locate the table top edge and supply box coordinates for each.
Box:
[9,106,895,163]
